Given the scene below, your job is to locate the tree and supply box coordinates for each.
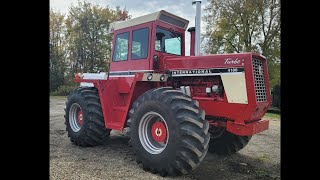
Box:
[50,10,67,91]
[65,0,130,77]
[203,0,280,87]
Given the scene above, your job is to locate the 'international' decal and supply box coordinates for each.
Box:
[170,67,244,77]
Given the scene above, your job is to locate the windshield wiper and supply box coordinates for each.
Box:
[169,28,181,42]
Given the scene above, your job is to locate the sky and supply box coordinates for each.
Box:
[50,0,210,56]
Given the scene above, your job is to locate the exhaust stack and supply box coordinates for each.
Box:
[187,27,195,56]
[192,0,201,56]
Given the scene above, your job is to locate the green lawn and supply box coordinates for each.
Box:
[263,112,280,120]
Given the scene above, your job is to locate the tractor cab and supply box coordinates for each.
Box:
[108,10,189,72]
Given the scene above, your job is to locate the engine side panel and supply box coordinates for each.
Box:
[221,73,247,104]
[164,53,271,132]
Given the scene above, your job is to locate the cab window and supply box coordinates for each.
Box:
[113,32,129,61]
[131,28,149,60]
[155,27,182,55]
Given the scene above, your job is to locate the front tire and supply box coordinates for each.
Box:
[64,87,111,146]
[128,87,210,176]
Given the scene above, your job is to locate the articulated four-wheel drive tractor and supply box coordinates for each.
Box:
[64,4,271,177]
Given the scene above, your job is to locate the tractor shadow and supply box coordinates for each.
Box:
[191,152,280,180]
[104,131,130,144]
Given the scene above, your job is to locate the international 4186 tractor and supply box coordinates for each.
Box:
[64,3,271,177]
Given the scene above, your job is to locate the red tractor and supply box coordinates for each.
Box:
[65,6,270,177]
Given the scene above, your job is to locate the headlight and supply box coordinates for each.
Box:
[147,74,153,80]
[212,85,219,93]
[160,75,165,81]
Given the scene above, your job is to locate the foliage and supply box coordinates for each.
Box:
[50,10,67,91]
[271,84,280,108]
[49,0,130,92]
[65,1,129,74]
[50,85,78,96]
[203,0,280,87]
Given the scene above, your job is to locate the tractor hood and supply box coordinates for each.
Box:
[162,52,263,72]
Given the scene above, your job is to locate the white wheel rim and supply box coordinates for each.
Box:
[138,111,169,154]
[69,103,82,132]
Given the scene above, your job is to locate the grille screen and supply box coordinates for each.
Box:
[252,59,267,102]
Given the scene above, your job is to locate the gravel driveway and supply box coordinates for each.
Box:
[50,96,280,180]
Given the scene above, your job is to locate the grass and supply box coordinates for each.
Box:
[267,107,280,114]
[255,169,269,179]
[257,154,270,163]
[263,112,280,120]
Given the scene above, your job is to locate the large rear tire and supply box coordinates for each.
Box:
[208,126,251,155]
[64,87,110,146]
[127,87,210,176]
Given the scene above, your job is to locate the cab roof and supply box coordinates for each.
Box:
[109,10,189,33]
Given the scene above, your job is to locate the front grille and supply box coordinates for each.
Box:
[252,59,267,102]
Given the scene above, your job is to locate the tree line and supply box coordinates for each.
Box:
[50,0,130,93]
[203,0,280,87]
[50,0,280,94]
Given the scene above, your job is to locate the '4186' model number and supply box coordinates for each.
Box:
[228,68,238,72]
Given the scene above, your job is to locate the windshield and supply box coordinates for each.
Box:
[155,27,182,55]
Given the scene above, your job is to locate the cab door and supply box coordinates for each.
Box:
[110,23,153,72]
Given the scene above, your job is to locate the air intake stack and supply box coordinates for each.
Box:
[192,0,201,56]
